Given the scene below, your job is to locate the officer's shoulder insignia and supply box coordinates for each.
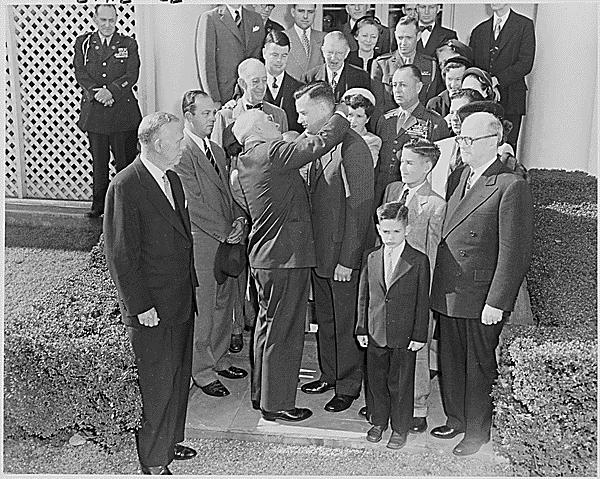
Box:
[383,109,400,120]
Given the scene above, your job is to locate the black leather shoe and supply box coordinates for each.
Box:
[200,380,230,397]
[261,407,313,422]
[430,425,464,439]
[324,394,355,412]
[452,439,485,456]
[300,380,335,394]
[410,417,428,434]
[358,406,368,418]
[173,444,196,460]
[387,430,408,450]
[366,425,386,443]
[85,209,103,218]
[229,333,243,353]
[217,366,248,380]
[138,465,172,475]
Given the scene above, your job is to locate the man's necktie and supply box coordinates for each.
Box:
[385,247,395,288]
[494,19,502,40]
[301,29,310,57]
[272,78,278,90]
[465,169,475,191]
[246,102,263,110]
[162,173,175,209]
[451,148,463,172]
[234,9,242,29]
[402,56,412,65]
[310,157,323,186]
[399,188,409,206]
[330,71,338,92]
[396,110,407,132]
[204,139,220,176]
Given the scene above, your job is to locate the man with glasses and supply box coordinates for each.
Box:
[415,4,457,58]
[429,111,533,456]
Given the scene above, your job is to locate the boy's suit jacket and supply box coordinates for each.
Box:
[264,72,304,133]
[284,27,326,82]
[356,243,430,348]
[303,63,371,103]
[382,180,446,276]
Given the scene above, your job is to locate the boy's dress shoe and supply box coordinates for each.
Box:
[452,438,485,456]
[138,465,172,475]
[261,407,313,422]
[173,444,197,460]
[229,333,243,353]
[430,425,464,439]
[217,366,248,379]
[366,425,387,442]
[300,380,335,394]
[324,394,355,412]
[410,417,428,433]
[200,380,230,397]
[387,431,408,450]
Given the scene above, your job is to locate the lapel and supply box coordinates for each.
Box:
[335,65,348,98]
[275,74,290,104]
[241,7,259,49]
[217,5,244,45]
[370,247,386,292]
[412,181,432,213]
[166,169,192,241]
[311,141,341,190]
[288,28,309,66]
[496,10,515,54]
[133,158,188,239]
[387,245,414,291]
[481,16,494,66]
[443,160,503,237]
[184,134,229,196]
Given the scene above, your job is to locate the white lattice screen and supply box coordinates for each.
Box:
[5,4,136,200]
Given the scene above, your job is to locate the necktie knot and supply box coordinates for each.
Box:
[246,102,263,110]
[234,9,241,28]
[272,78,278,90]
[399,188,409,206]
[494,19,502,39]
[420,24,433,32]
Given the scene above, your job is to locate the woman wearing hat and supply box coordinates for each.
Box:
[346,16,382,74]
[461,67,500,102]
[343,88,381,167]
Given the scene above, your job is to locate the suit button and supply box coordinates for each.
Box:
[456,272,462,277]
[102,73,107,77]
[459,250,467,257]
[385,299,389,302]
[470,231,477,237]
[102,62,106,66]
[393,140,398,144]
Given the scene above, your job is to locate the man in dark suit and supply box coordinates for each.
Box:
[372,15,442,111]
[303,31,371,104]
[469,4,535,152]
[230,107,350,422]
[296,83,374,413]
[173,91,248,399]
[73,4,142,218]
[429,111,533,456]
[103,112,198,475]
[339,4,394,55]
[252,4,284,35]
[415,4,457,58]
[375,65,450,205]
[195,4,265,107]
[263,30,305,133]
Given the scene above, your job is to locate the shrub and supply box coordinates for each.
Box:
[4,236,142,449]
[494,169,597,475]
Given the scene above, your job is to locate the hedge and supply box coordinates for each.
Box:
[493,169,597,476]
[4,237,142,449]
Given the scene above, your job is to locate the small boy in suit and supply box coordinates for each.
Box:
[356,202,430,449]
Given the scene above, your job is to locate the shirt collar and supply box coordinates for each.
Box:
[493,9,510,26]
[267,71,285,84]
[405,180,427,194]
[327,65,344,81]
[99,33,113,45]
[400,100,419,116]
[184,127,208,152]
[140,155,166,186]
[294,24,311,39]
[226,5,240,20]
[469,155,497,185]
[385,240,406,257]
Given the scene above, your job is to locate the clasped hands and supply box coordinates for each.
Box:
[94,86,114,107]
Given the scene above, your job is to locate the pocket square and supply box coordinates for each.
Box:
[252,25,260,32]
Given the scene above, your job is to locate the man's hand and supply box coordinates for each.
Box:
[357,335,368,348]
[408,340,426,351]
[481,304,504,325]
[226,218,245,244]
[138,307,160,327]
[94,87,114,107]
[221,99,235,110]
[333,264,352,282]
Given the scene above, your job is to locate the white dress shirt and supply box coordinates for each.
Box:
[493,9,511,34]
[419,24,433,47]
[140,156,172,203]
[267,72,284,99]
[467,155,497,189]
[294,24,311,42]
[184,127,210,155]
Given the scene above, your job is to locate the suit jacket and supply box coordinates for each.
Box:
[234,114,350,269]
[196,6,265,104]
[375,103,450,203]
[284,27,326,82]
[430,159,533,318]
[426,89,451,118]
[382,180,446,276]
[310,126,374,277]
[431,136,460,199]
[417,24,457,58]
[264,72,304,133]
[372,50,443,110]
[469,9,536,115]
[265,18,284,35]
[356,243,430,348]
[339,20,395,55]
[73,31,142,134]
[103,158,198,328]
[303,63,371,103]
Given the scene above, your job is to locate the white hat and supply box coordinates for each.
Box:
[342,87,376,107]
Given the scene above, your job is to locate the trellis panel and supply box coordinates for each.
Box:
[5,4,136,200]
[5,47,20,198]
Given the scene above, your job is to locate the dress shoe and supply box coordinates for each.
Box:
[85,209,103,218]
[387,430,408,450]
[324,394,355,412]
[300,379,335,394]
[410,417,428,434]
[229,333,243,353]
[261,407,313,422]
[452,438,485,456]
[251,400,260,410]
[173,444,196,460]
[430,425,464,439]
[199,380,230,397]
[366,425,386,443]
[358,406,368,418]
[217,366,248,379]
[138,465,172,475]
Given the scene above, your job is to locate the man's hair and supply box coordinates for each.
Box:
[231,110,264,144]
[94,4,117,15]
[395,15,419,32]
[238,58,264,80]
[323,31,350,49]
[395,64,422,83]
[450,88,485,104]
[345,93,375,118]
[181,90,210,116]
[264,30,290,49]
[138,112,179,146]
[402,138,441,168]
[376,202,409,225]
[292,4,316,10]
[293,81,335,108]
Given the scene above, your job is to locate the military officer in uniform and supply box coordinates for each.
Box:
[371,15,441,112]
[374,65,450,204]
[74,4,142,218]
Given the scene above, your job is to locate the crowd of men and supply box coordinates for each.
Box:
[76,3,536,474]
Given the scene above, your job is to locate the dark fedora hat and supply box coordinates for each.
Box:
[213,242,247,285]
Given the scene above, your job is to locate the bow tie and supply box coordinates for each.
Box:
[246,103,263,110]
[420,24,433,32]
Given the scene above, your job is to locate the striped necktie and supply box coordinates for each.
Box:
[301,29,310,57]
[204,139,220,176]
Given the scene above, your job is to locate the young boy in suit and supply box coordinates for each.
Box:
[356,202,430,450]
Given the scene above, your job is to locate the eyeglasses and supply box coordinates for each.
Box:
[454,133,497,147]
